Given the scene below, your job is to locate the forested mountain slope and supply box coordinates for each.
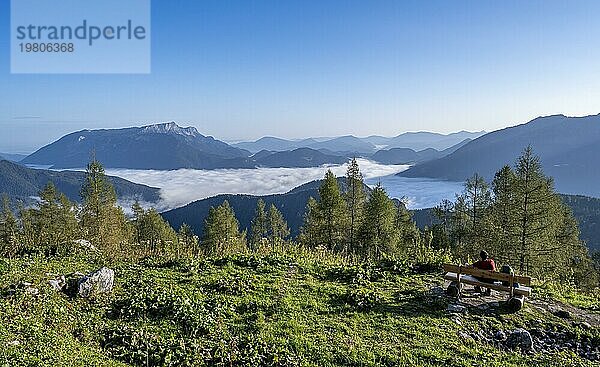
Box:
[0,160,160,204]
[399,114,600,197]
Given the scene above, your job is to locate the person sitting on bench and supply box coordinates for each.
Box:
[471,250,496,295]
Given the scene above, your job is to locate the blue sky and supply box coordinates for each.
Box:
[2,0,600,152]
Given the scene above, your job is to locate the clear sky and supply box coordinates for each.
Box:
[2,0,600,152]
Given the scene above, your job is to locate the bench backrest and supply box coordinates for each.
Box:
[443,264,531,286]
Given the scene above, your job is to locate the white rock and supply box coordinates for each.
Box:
[447,304,467,313]
[48,275,66,292]
[77,267,114,298]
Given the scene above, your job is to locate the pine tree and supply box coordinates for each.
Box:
[359,184,400,260]
[80,159,130,250]
[267,204,290,251]
[249,199,268,251]
[202,200,246,256]
[317,170,349,253]
[344,158,366,255]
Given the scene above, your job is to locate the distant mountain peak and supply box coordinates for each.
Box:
[142,121,202,137]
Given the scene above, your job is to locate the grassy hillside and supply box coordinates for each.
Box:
[1,251,598,366]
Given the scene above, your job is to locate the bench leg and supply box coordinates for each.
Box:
[507,295,525,312]
[446,281,463,298]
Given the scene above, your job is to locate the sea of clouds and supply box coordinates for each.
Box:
[105,159,464,211]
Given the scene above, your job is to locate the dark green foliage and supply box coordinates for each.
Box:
[299,170,349,252]
[343,285,382,311]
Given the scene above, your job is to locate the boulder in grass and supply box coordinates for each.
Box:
[77,267,114,298]
[506,328,534,352]
[48,275,67,292]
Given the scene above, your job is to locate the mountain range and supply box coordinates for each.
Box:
[22,122,252,170]
[399,114,600,197]
[0,153,27,162]
[370,138,472,165]
[21,122,479,170]
[233,131,485,153]
[0,160,160,205]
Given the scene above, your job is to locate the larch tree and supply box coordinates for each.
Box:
[317,170,349,253]
[359,184,400,260]
[80,159,130,250]
[36,183,79,253]
[461,173,492,255]
[202,200,246,256]
[267,204,290,251]
[487,165,519,265]
[249,199,268,251]
[344,158,366,256]
[131,201,178,254]
[299,197,321,249]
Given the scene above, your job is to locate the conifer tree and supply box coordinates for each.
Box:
[395,200,420,254]
[202,200,246,256]
[432,199,454,249]
[487,165,519,264]
[317,170,349,253]
[359,184,400,259]
[17,202,36,252]
[80,159,130,250]
[449,195,470,255]
[344,158,366,255]
[513,146,557,274]
[131,202,178,253]
[250,199,268,250]
[462,173,492,253]
[36,183,79,253]
[299,197,321,249]
[178,223,198,255]
[267,204,290,251]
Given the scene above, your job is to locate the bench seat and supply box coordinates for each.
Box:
[444,272,532,296]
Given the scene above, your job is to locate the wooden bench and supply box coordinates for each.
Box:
[442,264,532,311]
